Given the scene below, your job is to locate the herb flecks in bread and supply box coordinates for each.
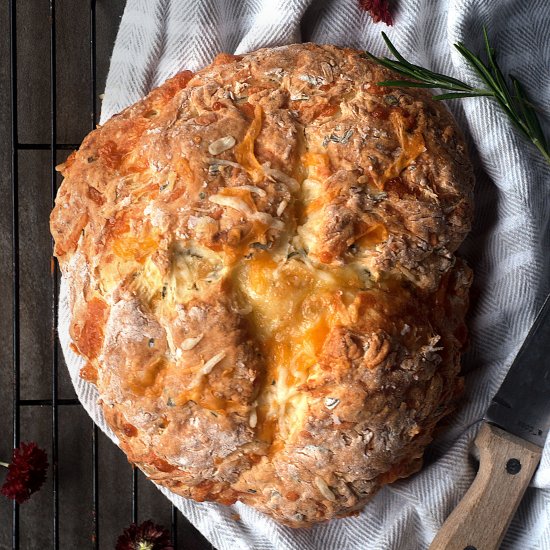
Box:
[51,44,473,527]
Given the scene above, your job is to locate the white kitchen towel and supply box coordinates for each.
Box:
[58,0,550,548]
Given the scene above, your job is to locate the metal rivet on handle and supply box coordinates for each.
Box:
[506,458,522,475]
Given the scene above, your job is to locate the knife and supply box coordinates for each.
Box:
[429,294,550,550]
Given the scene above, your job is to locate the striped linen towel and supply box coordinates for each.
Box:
[58,0,550,548]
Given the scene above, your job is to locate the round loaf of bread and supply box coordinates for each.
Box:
[51,43,473,527]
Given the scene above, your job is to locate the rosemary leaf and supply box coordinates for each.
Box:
[512,77,547,146]
[377,80,438,88]
[434,92,491,100]
[483,28,512,107]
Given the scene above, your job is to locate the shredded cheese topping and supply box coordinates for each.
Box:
[234,104,264,183]
[380,111,426,185]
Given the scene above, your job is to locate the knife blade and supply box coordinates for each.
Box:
[485,293,550,446]
[430,293,550,550]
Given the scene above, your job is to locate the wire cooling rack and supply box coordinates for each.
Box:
[7,1,214,548]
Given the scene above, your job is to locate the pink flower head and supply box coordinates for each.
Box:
[1,442,48,504]
[359,0,394,26]
[116,520,174,550]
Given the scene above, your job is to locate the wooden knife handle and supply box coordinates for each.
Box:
[429,422,541,550]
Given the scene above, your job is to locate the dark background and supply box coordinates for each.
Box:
[0,1,214,548]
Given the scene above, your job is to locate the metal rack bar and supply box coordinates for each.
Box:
[9,0,20,547]
[92,424,99,549]
[90,2,100,548]
[19,399,80,407]
[90,0,97,126]
[49,1,60,548]
[16,143,80,150]
[132,466,139,524]
[171,504,178,546]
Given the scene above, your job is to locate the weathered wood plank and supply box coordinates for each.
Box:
[0,0,15,545]
[2,1,215,547]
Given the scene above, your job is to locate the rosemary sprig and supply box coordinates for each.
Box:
[365,29,550,165]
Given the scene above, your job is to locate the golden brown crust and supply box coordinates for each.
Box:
[50,43,474,527]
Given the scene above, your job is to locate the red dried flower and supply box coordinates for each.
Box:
[116,520,173,550]
[0,442,48,504]
[359,0,394,25]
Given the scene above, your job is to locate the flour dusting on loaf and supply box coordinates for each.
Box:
[51,43,473,527]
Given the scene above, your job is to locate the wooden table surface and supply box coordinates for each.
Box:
[0,2,215,548]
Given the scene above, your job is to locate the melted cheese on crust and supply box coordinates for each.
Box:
[233,252,362,444]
